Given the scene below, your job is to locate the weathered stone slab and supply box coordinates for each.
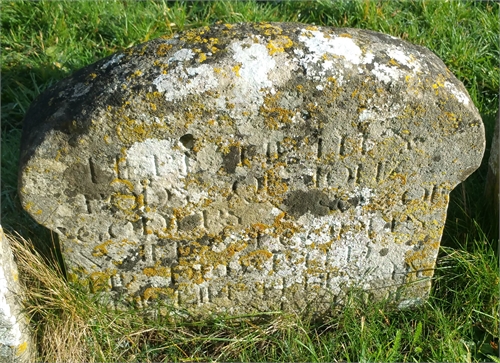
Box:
[19,23,484,315]
[0,227,33,362]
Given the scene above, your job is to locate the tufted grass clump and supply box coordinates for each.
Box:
[1,0,499,362]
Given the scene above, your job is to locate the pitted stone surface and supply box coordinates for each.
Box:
[19,23,484,315]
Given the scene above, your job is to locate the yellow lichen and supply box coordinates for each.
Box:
[92,240,114,257]
[143,266,171,277]
[266,35,293,55]
[389,58,399,66]
[111,193,137,212]
[115,114,168,145]
[261,92,295,130]
[16,341,28,355]
[89,271,114,292]
[232,64,241,77]
[143,287,175,301]
[240,250,273,270]
[156,43,173,56]
[111,178,134,192]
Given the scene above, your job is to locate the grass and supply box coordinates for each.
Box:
[1,0,499,361]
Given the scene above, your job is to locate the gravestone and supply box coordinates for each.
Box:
[0,227,33,362]
[19,23,484,315]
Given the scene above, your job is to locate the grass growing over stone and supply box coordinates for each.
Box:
[1,0,499,361]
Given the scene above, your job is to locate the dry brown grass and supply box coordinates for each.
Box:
[6,231,312,362]
[7,232,100,362]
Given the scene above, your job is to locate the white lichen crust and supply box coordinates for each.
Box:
[19,23,484,315]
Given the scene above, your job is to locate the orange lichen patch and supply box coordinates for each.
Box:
[263,168,288,197]
[207,37,219,53]
[111,178,134,192]
[389,173,407,185]
[156,43,173,57]
[323,77,343,104]
[146,91,162,100]
[267,35,293,55]
[315,240,333,254]
[232,64,241,77]
[92,240,114,257]
[16,341,28,355]
[240,250,273,270]
[143,287,175,301]
[271,212,302,238]
[404,248,436,281]
[143,266,171,277]
[89,270,114,292]
[180,26,210,43]
[261,92,295,130]
[111,193,137,212]
[136,194,145,209]
[398,103,426,120]
[115,114,168,145]
[339,33,352,38]
[431,74,446,95]
[437,111,462,135]
[247,223,270,238]
[389,58,399,66]
[174,241,249,284]
[198,52,207,62]
[256,22,283,36]
[306,259,325,275]
[129,70,143,79]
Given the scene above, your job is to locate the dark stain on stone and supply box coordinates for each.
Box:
[244,144,257,159]
[327,198,340,211]
[117,248,140,270]
[379,248,389,256]
[180,134,195,149]
[63,161,113,199]
[197,234,212,246]
[413,240,424,251]
[179,214,201,231]
[338,200,351,212]
[302,174,314,186]
[223,145,241,173]
[348,196,360,207]
[284,190,331,217]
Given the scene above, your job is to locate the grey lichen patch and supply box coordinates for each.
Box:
[19,22,484,316]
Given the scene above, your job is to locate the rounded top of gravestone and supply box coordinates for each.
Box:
[19,22,484,314]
